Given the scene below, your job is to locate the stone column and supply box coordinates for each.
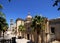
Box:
[47,20,49,33]
[39,35,41,43]
[46,20,50,43]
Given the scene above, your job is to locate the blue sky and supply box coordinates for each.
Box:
[0,0,60,25]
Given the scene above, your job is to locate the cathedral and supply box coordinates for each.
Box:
[11,13,60,43]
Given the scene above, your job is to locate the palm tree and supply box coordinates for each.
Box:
[0,4,8,38]
[0,17,6,37]
[31,15,47,43]
[3,23,8,38]
[18,25,25,37]
[0,17,8,37]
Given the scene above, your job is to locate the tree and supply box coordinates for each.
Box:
[0,1,8,37]
[31,15,47,43]
[53,0,60,10]
[18,25,25,37]
[0,17,8,37]
[8,0,11,2]
[0,4,3,10]
[0,4,6,18]
[0,17,6,30]
[0,12,6,18]
[3,23,8,31]
[3,22,8,38]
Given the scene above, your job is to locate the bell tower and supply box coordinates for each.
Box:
[10,19,14,31]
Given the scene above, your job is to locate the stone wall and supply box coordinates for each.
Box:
[49,18,60,41]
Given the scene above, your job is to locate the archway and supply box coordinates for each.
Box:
[27,34,30,40]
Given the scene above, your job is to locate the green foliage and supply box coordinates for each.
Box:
[0,2,8,33]
[8,0,11,2]
[31,15,47,33]
[0,17,8,32]
[3,23,8,31]
[12,29,15,31]
[0,4,3,9]
[18,25,25,32]
[0,17,8,38]
[0,12,6,18]
[53,0,60,10]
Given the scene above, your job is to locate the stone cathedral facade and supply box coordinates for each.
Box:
[16,13,60,43]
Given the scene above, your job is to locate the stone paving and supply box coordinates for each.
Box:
[1,31,60,43]
[0,31,30,43]
[16,38,30,43]
[51,40,60,43]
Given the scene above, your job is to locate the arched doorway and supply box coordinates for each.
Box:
[27,34,30,40]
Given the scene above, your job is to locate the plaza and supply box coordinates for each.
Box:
[6,14,60,43]
[0,0,60,43]
[0,31,31,43]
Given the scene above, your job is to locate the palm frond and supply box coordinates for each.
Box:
[0,4,3,9]
[31,15,47,32]
[0,12,6,18]
[19,25,25,31]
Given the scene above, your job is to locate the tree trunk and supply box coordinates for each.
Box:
[31,32,32,41]
[41,30,44,43]
[22,31,24,37]
[19,31,20,36]
[0,31,1,37]
[36,30,39,43]
[37,34,39,43]
[3,31,4,39]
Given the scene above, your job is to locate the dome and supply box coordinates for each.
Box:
[27,14,32,19]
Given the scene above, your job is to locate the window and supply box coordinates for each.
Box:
[51,27,55,34]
